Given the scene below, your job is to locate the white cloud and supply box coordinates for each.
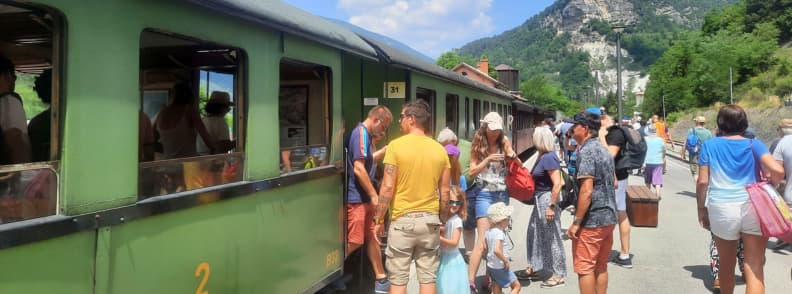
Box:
[337,0,494,58]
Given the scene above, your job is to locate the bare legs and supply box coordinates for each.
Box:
[578,271,608,294]
[713,234,768,294]
[617,211,630,256]
[467,217,491,282]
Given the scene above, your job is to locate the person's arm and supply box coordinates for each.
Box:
[3,129,31,163]
[469,153,502,178]
[493,239,509,269]
[696,166,710,230]
[439,227,462,248]
[760,153,785,185]
[374,163,397,242]
[546,169,562,221]
[567,177,593,240]
[373,145,387,161]
[439,167,451,223]
[353,159,379,206]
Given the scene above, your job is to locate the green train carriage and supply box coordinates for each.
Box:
[0,0,545,293]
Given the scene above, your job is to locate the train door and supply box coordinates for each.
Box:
[445,94,458,134]
[415,87,436,135]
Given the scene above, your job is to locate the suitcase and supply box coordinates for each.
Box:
[626,185,660,227]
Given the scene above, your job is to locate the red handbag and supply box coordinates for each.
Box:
[506,158,535,204]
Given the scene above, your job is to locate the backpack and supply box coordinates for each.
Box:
[612,126,647,171]
[685,128,701,154]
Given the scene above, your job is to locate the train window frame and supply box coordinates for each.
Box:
[445,93,458,135]
[278,58,333,175]
[415,87,436,135]
[137,29,248,199]
[0,2,65,223]
[472,99,481,132]
[464,97,470,139]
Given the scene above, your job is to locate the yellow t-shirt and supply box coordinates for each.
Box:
[384,133,450,220]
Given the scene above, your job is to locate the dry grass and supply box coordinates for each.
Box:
[669,105,792,143]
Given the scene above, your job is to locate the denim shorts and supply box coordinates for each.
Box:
[464,186,509,229]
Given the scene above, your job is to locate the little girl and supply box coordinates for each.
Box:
[486,202,520,294]
[437,186,470,294]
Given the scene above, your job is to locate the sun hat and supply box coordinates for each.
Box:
[694,116,706,123]
[779,118,792,128]
[585,107,602,115]
[208,91,233,105]
[487,202,513,223]
[480,112,503,131]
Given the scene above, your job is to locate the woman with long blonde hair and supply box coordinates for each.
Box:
[466,112,520,292]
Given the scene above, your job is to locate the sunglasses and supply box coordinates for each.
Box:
[449,200,463,207]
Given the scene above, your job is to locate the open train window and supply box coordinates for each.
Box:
[415,87,436,135]
[279,59,331,174]
[445,94,458,134]
[0,2,62,224]
[138,29,246,199]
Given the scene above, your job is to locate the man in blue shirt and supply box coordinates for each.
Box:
[345,105,392,293]
[681,116,713,182]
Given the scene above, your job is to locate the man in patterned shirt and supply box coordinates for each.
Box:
[566,111,618,294]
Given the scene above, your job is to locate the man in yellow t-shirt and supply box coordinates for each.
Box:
[374,100,451,294]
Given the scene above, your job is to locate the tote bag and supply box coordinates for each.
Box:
[746,140,792,242]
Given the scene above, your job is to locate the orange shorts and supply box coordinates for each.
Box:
[572,225,615,275]
[347,203,375,245]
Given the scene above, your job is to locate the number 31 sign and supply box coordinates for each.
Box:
[383,82,406,99]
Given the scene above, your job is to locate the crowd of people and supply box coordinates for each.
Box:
[340,99,791,294]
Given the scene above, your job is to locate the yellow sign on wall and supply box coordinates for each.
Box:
[383,82,406,99]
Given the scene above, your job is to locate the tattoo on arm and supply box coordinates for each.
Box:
[376,164,397,219]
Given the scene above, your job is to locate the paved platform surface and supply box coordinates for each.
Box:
[406,155,792,293]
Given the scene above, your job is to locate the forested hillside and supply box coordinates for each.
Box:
[438,0,738,115]
[643,0,792,118]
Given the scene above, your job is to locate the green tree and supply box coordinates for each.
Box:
[435,51,476,70]
[745,0,792,43]
[520,75,580,115]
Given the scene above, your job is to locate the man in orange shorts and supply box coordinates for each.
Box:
[345,105,392,293]
[567,110,618,294]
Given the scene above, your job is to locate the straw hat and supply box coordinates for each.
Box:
[694,116,706,123]
[779,118,792,129]
[487,202,513,223]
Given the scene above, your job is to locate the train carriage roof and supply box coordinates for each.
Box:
[358,34,517,101]
[185,0,378,60]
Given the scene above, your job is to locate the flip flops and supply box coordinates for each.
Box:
[514,268,538,280]
[541,276,566,288]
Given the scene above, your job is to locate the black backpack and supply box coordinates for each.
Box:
[612,126,647,171]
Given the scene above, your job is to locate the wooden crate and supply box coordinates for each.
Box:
[626,185,660,227]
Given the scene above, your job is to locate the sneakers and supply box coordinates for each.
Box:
[374,279,391,293]
[713,278,720,291]
[611,255,633,268]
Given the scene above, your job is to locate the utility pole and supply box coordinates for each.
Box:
[662,95,666,121]
[729,66,734,104]
[613,25,625,121]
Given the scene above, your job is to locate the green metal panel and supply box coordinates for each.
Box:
[99,177,342,294]
[361,60,407,142]
[0,232,96,293]
[341,54,363,133]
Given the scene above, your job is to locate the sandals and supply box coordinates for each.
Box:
[541,276,566,288]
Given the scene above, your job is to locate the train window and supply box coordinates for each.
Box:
[483,101,490,114]
[464,97,470,139]
[473,99,481,130]
[415,87,436,135]
[445,94,458,134]
[279,59,331,174]
[138,29,246,199]
[0,3,63,223]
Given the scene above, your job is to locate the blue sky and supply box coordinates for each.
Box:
[281,0,555,58]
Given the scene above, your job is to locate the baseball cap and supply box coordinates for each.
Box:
[480,112,503,131]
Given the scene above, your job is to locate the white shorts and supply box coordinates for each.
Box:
[707,201,763,240]
[615,179,628,211]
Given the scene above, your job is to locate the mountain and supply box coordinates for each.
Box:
[456,0,739,106]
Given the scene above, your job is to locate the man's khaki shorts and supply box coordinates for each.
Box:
[689,153,700,176]
[385,212,441,286]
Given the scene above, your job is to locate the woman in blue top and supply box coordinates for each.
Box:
[696,105,784,294]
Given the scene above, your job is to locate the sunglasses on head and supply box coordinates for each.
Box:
[449,200,463,207]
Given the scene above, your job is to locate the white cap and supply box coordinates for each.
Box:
[480,112,503,131]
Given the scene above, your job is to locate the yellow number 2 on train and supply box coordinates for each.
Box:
[195,262,211,294]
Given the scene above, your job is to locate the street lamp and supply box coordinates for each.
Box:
[613,24,626,121]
